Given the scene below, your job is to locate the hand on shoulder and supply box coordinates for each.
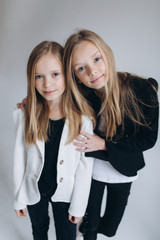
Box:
[17,97,27,112]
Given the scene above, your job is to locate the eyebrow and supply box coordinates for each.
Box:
[73,50,101,68]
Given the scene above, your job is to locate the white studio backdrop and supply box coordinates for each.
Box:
[0,0,159,239]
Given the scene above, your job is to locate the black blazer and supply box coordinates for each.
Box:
[86,76,159,177]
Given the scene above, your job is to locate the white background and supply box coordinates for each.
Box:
[0,0,159,239]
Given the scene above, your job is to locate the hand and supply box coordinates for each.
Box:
[17,97,27,112]
[15,209,27,218]
[73,131,106,152]
[68,214,82,224]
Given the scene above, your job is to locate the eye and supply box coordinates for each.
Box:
[35,75,43,80]
[53,72,59,77]
[78,66,86,72]
[95,57,101,62]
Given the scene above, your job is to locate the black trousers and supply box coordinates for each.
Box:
[80,179,132,240]
[27,194,76,240]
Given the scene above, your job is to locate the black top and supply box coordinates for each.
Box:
[38,118,65,196]
[85,75,159,176]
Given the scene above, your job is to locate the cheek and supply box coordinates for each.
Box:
[35,82,41,90]
[75,73,86,84]
[61,78,66,91]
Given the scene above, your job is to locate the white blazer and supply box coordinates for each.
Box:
[13,109,94,217]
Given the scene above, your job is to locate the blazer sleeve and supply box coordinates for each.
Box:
[68,116,94,217]
[13,108,27,210]
[86,77,159,176]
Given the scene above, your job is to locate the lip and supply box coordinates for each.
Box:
[91,74,104,83]
[43,90,56,95]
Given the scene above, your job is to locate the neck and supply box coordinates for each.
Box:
[94,87,105,100]
[47,99,64,120]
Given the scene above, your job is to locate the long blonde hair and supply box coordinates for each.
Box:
[64,29,157,139]
[63,34,97,140]
[64,29,121,139]
[25,40,93,145]
[25,41,64,145]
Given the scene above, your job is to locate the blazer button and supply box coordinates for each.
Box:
[59,177,63,182]
[60,160,64,165]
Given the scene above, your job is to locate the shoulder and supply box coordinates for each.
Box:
[129,75,158,89]
[118,72,158,88]
[81,115,93,133]
[119,72,158,100]
[13,108,25,125]
[126,73,158,90]
[82,115,93,125]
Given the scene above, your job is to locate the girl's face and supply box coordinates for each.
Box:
[35,53,65,104]
[72,40,106,90]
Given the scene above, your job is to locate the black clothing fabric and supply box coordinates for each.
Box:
[29,118,76,240]
[27,194,76,240]
[80,179,132,239]
[38,118,64,197]
[85,76,159,176]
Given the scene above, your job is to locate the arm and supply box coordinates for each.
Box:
[73,131,106,152]
[73,78,159,176]
[13,108,27,210]
[68,116,94,219]
[74,78,158,154]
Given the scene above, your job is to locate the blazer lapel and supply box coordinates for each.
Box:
[58,120,69,158]
[36,139,44,159]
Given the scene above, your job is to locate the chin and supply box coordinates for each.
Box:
[95,85,105,90]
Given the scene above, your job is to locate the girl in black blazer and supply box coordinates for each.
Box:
[63,29,159,239]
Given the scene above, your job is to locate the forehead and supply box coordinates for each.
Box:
[35,53,62,71]
[72,40,100,64]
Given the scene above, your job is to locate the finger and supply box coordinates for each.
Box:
[18,209,27,217]
[69,216,74,223]
[19,211,25,217]
[22,209,27,217]
[15,211,20,217]
[70,216,78,224]
[75,136,87,142]
[72,218,77,224]
[16,211,24,218]
[73,142,87,148]
[74,138,90,144]
[80,131,93,139]
[72,217,82,224]
[75,147,93,152]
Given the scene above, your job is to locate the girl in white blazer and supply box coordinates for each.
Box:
[13,41,94,240]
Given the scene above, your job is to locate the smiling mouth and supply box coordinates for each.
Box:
[91,74,104,83]
[44,90,56,95]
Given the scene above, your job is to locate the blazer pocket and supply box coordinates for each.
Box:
[18,174,40,205]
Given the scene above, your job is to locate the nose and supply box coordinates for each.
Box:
[43,75,52,87]
[88,66,97,77]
